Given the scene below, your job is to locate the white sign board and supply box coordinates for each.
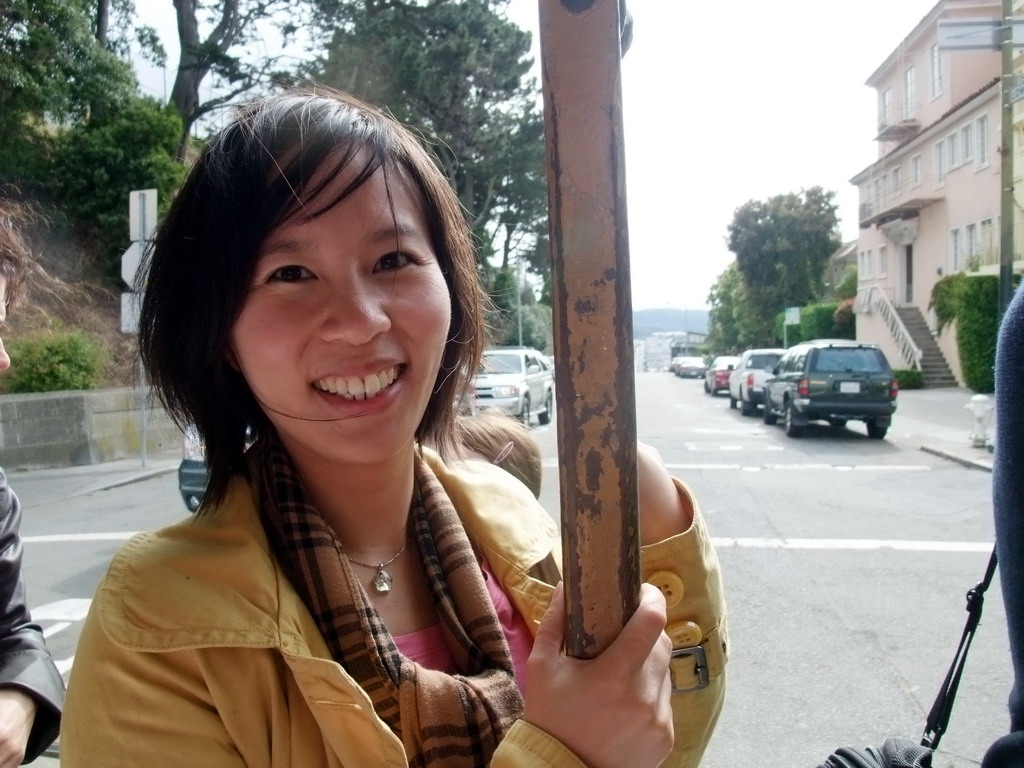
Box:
[120,241,143,286]
[784,307,801,326]
[128,188,158,243]
[937,18,1024,51]
[1012,74,1024,104]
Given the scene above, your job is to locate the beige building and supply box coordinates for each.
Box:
[851,0,1023,386]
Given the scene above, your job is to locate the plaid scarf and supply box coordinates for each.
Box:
[254,438,524,767]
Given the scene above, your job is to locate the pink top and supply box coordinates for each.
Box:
[393,557,534,695]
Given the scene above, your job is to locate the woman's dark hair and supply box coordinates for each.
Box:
[138,87,486,510]
[0,197,34,310]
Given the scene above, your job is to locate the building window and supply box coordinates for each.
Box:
[947,132,959,168]
[935,141,946,185]
[977,114,990,168]
[930,44,943,98]
[981,218,994,254]
[951,228,961,272]
[911,154,922,186]
[891,165,902,196]
[904,66,916,119]
[966,223,978,266]
[874,178,883,206]
[861,249,873,279]
[961,123,973,162]
[878,245,888,278]
[880,88,893,126]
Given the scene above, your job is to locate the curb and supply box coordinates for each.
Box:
[920,445,993,473]
[94,465,178,492]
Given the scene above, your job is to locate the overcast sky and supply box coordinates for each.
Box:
[134,0,944,311]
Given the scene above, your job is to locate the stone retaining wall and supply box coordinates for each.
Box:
[0,388,182,469]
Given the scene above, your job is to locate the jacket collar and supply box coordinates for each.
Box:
[97,451,557,653]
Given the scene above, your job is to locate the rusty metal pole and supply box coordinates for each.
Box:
[538,0,640,659]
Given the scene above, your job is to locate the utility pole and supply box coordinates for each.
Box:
[516,256,524,347]
[1001,0,1016,318]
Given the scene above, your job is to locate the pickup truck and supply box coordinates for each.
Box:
[472,347,555,425]
[728,348,786,416]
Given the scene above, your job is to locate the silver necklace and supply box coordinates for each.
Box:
[347,540,409,593]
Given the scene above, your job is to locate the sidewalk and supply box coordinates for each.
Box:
[5,449,182,507]
[889,385,995,472]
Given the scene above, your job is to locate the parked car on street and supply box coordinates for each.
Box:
[728,348,785,416]
[676,356,707,379]
[704,355,740,395]
[178,427,208,512]
[762,339,898,439]
[472,347,555,425]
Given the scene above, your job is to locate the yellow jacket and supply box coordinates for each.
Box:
[61,455,726,767]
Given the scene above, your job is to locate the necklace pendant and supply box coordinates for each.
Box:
[372,568,394,593]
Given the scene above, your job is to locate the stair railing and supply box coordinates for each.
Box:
[866,285,923,371]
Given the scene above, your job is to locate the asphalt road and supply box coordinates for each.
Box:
[15,372,1006,767]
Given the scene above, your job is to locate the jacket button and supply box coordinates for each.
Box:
[666,620,703,649]
[647,570,684,607]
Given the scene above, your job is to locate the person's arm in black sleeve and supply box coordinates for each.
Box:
[983,286,1024,768]
[0,468,64,764]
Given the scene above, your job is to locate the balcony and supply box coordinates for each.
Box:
[859,196,942,228]
[876,104,921,143]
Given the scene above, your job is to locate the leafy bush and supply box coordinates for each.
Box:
[929,273,966,333]
[774,301,853,346]
[832,298,856,337]
[2,331,106,393]
[50,96,183,281]
[893,369,923,390]
[956,276,998,393]
[834,265,858,300]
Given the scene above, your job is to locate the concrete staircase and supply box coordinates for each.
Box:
[895,306,958,388]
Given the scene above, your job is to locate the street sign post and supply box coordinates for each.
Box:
[128,189,157,244]
[784,306,800,348]
[122,189,157,468]
[120,241,142,288]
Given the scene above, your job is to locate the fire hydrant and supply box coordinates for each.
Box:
[965,394,994,449]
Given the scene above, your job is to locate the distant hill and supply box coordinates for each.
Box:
[633,308,709,339]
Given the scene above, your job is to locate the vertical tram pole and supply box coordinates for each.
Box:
[538,0,640,659]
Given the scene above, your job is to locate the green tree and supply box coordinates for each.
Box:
[726,186,841,336]
[50,97,184,279]
[0,0,137,183]
[165,0,310,156]
[306,0,547,271]
[484,265,550,348]
[708,262,749,352]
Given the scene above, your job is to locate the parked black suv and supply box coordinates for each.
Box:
[762,340,898,439]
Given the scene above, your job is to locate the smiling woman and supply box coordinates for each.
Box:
[58,87,727,768]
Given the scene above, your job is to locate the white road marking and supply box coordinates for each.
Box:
[43,622,71,638]
[665,463,932,472]
[546,461,932,471]
[23,532,138,543]
[711,537,991,553]
[55,656,74,676]
[32,599,92,622]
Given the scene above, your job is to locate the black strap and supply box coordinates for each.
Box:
[920,545,999,750]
